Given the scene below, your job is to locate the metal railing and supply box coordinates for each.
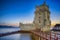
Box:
[31,29,59,40]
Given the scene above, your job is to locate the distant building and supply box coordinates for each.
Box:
[52,24,60,31]
[19,1,51,31]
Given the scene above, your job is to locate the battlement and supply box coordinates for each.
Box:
[19,23,36,31]
[19,1,51,32]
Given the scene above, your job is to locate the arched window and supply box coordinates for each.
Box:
[44,19,46,26]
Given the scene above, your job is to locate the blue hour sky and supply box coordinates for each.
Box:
[0,0,60,26]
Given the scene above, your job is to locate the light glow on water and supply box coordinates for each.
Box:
[0,28,31,40]
[0,33,31,40]
[0,34,21,40]
[0,28,60,40]
[0,28,20,34]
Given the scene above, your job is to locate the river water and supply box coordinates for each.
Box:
[0,28,31,40]
[0,28,60,40]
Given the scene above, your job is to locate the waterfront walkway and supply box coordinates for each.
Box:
[31,29,60,40]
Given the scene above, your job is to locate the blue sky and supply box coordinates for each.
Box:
[0,0,60,26]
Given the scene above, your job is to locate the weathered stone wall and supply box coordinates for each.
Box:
[19,23,36,31]
[33,2,51,32]
[31,33,39,40]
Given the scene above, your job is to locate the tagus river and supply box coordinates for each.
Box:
[0,27,60,40]
[0,28,32,40]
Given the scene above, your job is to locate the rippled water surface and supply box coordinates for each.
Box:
[0,28,31,40]
[0,28,60,40]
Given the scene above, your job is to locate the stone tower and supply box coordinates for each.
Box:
[33,1,51,31]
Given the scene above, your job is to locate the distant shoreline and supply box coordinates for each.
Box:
[0,25,19,28]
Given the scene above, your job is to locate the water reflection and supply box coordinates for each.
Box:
[0,33,31,40]
[20,33,31,40]
[0,34,21,40]
[0,28,31,40]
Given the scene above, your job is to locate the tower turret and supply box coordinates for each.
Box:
[33,1,51,31]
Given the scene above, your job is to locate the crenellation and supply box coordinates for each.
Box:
[19,1,51,32]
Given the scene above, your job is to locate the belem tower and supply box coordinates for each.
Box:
[19,1,51,32]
